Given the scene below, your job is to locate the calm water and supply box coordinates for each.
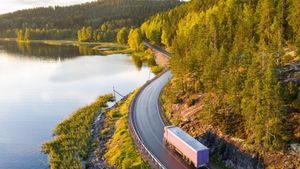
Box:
[0,41,153,169]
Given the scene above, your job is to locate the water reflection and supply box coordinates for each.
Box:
[131,54,143,70]
[78,45,96,56]
[0,41,154,169]
[0,41,97,61]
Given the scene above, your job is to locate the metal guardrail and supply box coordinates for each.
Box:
[128,42,171,169]
[128,70,168,169]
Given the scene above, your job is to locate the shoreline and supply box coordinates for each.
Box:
[0,38,132,55]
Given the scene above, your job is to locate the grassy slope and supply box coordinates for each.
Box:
[42,94,114,169]
[104,90,151,169]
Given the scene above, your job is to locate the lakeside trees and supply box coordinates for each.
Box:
[128,28,144,51]
[77,27,93,42]
[17,28,75,41]
[141,0,300,152]
[116,27,129,44]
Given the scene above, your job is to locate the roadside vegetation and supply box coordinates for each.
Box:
[103,91,151,169]
[42,94,114,169]
[127,28,163,74]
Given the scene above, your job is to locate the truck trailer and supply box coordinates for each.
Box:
[163,126,209,168]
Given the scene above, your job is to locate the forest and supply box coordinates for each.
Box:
[0,0,180,41]
[139,0,300,160]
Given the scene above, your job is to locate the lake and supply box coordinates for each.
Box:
[0,41,154,169]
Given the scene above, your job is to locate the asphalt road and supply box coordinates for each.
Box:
[143,41,170,59]
[133,71,193,169]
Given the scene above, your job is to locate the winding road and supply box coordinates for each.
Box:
[133,71,193,169]
[130,42,211,168]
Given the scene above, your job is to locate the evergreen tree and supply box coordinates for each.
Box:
[261,55,288,150]
[256,0,275,51]
[288,0,300,53]
[241,56,265,150]
[233,4,255,53]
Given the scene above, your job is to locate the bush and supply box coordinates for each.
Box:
[151,65,163,74]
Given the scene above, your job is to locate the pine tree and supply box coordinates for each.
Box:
[270,16,283,51]
[233,4,255,53]
[256,0,275,51]
[241,55,264,150]
[261,54,288,150]
[288,0,300,53]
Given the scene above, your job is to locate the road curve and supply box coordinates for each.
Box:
[132,71,192,169]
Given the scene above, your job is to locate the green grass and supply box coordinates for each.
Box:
[42,94,114,169]
[104,90,151,169]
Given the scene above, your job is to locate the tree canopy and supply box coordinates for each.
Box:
[0,0,180,40]
[140,0,300,152]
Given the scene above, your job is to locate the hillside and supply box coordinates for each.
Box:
[0,0,180,40]
[138,0,300,168]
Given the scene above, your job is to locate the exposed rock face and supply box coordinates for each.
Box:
[197,132,264,169]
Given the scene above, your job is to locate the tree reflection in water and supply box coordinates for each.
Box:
[0,41,98,61]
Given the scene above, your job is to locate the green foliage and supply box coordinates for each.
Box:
[17,28,75,41]
[104,91,148,169]
[117,27,129,44]
[0,0,180,40]
[151,66,163,75]
[141,14,163,44]
[77,27,93,42]
[288,0,300,53]
[128,28,144,51]
[256,0,275,51]
[42,94,114,169]
[141,0,300,152]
